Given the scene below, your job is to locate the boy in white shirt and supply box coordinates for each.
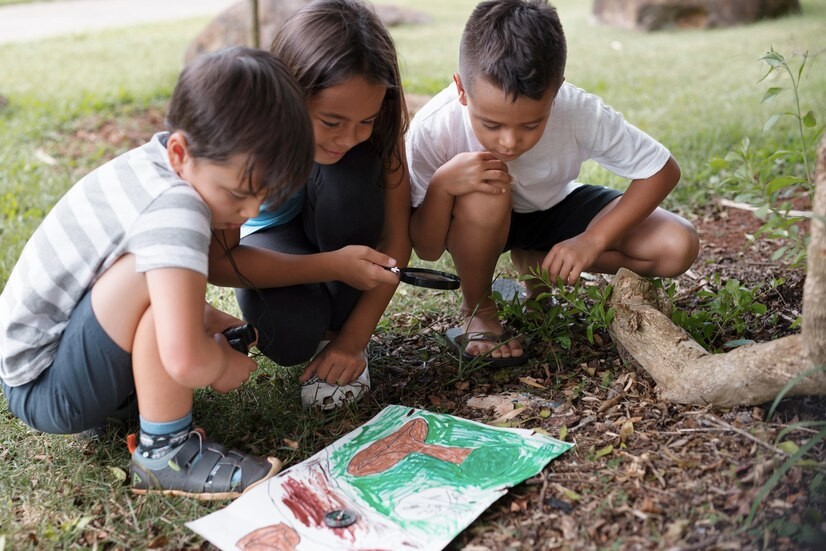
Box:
[406,0,699,366]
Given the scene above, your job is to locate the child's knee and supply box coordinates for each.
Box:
[453,189,512,228]
[662,221,700,276]
[683,222,700,262]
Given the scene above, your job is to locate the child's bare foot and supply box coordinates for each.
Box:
[448,297,529,367]
[460,315,524,360]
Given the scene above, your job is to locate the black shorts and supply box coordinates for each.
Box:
[504,185,622,251]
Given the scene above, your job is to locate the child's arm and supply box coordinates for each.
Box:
[208,229,399,290]
[301,143,413,385]
[410,151,510,260]
[541,156,681,284]
[146,267,256,391]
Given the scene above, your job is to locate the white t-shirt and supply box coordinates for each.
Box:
[0,132,212,387]
[406,81,671,213]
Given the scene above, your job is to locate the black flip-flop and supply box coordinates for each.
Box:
[445,327,529,368]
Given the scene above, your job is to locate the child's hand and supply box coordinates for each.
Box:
[541,233,604,285]
[299,339,366,386]
[435,151,510,197]
[209,332,260,393]
[331,245,400,290]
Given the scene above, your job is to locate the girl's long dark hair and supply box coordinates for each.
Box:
[271,0,408,184]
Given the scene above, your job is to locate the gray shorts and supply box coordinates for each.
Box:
[1,291,134,434]
[504,185,622,251]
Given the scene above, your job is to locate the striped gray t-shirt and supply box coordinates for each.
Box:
[0,132,212,387]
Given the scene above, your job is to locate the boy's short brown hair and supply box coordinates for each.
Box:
[166,46,313,206]
[459,0,566,101]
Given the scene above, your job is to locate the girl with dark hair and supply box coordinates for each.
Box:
[209,0,411,409]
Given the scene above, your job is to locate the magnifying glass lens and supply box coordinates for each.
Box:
[396,267,460,290]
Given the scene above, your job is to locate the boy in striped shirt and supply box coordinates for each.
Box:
[0,47,313,499]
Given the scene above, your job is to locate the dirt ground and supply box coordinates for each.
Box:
[57,109,825,550]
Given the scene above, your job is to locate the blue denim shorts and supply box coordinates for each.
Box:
[1,291,134,434]
[504,185,622,251]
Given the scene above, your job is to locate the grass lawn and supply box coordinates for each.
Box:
[1,0,825,549]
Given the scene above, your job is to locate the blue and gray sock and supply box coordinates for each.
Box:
[133,413,193,469]
[131,413,243,487]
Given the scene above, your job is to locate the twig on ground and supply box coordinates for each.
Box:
[569,416,596,432]
[719,198,812,219]
[538,471,550,510]
[701,414,790,457]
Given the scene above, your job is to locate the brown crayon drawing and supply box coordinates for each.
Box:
[347,418,472,476]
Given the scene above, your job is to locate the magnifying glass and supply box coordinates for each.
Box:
[385,266,461,290]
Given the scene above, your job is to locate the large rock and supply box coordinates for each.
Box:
[184,0,429,64]
[592,0,801,31]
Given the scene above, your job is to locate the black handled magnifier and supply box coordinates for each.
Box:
[385,266,461,290]
[222,324,258,353]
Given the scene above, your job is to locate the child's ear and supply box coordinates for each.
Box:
[454,73,468,106]
[166,131,191,173]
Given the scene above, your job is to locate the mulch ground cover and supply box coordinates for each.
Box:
[368,205,823,550]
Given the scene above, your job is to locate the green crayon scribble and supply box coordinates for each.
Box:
[327,406,571,535]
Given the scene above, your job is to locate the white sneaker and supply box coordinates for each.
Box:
[300,340,370,410]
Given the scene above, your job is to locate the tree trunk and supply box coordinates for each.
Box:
[803,134,826,366]
[608,133,826,407]
[250,0,260,48]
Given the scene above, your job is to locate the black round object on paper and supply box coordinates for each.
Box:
[393,267,461,290]
[324,509,358,528]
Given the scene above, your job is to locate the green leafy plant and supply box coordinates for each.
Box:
[667,274,782,351]
[711,47,821,267]
[518,269,615,346]
[759,48,817,179]
[555,282,615,346]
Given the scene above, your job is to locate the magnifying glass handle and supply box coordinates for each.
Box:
[384,266,401,275]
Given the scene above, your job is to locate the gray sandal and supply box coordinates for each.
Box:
[130,429,281,500]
